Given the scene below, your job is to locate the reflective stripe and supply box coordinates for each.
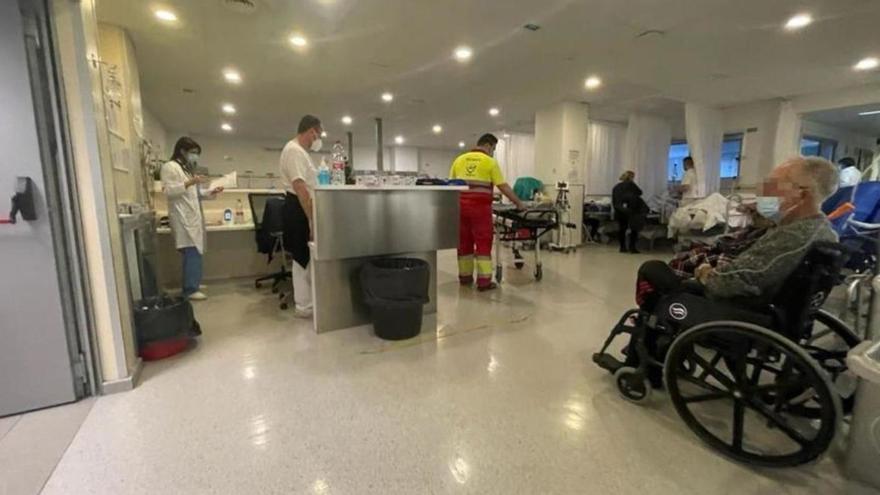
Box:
[458,256,474,276]
[476,257,493,277]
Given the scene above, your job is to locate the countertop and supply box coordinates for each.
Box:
[156,223,255,234]
[316,185,467,191]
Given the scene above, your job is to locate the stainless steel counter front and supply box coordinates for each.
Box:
[312,187,462,261]
[310,186,462,333]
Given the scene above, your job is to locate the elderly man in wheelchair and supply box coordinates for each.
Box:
[594,156,862,468]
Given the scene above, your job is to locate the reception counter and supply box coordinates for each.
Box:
[311,185,464,333]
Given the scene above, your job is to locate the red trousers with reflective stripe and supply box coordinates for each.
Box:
[458,197,494,286]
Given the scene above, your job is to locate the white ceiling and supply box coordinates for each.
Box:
[805,103,880,136]
[96,0,880,148]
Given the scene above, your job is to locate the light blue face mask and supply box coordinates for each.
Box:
[186,152,200,166]
[756,196,781,221]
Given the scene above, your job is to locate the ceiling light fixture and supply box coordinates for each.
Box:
[458,141,466,148]
[432,124,443,134]
[784,13,813,31]
[221,103,236,115]
[321,131,328,138]
[584,76,602,89]
[223,69,242,84]
[454,46,473,62]
[488,107,500,117]
[290,34,308,47]
[502,133,511,139]
[394,135,405,145]
[381,92,394,102]
[221,122,233,132]
[341,115,353,125]
[854,57,879,71]
[858,110,880,116]
[154,9,178,22]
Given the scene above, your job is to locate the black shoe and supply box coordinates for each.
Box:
[619,247,628,253]
[630,248,641,254]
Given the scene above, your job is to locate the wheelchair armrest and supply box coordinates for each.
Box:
[680,279,706,296]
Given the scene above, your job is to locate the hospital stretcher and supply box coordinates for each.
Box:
[492,203,559,282]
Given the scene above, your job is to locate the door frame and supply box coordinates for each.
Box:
[20,0,100,397]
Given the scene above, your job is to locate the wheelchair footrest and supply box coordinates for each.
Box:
[593,353,625,374]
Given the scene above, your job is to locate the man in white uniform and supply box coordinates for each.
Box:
[838,157,862,188]
[279,115,323,318]
[680,156,698,204]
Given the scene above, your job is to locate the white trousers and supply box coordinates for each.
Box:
[291,261,312,312]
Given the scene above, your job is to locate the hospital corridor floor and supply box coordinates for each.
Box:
[11,246,854,494]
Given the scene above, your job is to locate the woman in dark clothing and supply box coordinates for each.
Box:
[612,170,647,253]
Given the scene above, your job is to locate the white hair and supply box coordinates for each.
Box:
[792,156,839,206]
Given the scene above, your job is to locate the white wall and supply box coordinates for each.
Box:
[419,148,461,177]
[142,107,169,159]
[801,120,876,161]
[721,99,781,187]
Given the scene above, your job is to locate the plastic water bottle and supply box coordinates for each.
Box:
[318,158,331,185]
[235,199,245,224]
[330,141,347,185]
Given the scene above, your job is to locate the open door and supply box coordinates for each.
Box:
[0,0,92,416]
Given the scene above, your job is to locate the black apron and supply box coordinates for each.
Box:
[283,192,311,269]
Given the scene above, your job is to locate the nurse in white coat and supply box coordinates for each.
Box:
[679,156,698,204]
[161,137,223,301]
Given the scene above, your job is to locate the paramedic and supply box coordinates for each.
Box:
[450,133,525,291]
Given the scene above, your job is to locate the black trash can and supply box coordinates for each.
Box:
[133,295,199,347]
[361,258,430,340]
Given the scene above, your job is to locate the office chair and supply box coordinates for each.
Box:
[248,193,291,308]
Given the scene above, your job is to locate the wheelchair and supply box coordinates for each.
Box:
[593,241,861,468]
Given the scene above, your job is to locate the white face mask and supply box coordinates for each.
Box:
[310,138,323,152]
[186,152,200,166]
[756,196,781,222]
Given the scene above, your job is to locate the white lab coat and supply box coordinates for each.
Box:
[681,169,698,200]
[161,160,212,254]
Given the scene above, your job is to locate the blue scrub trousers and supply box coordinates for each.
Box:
[180,247,203,296]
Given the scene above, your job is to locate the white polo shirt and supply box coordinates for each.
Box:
[278,139,316,195]
[682,169,698,200]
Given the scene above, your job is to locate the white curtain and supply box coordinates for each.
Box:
[773,100,802,166]
[622,113,671,200]
[495,132,535,184]
[685,102,724,197]
[585,121,626,195]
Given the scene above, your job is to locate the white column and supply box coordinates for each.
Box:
[533,101,588,186]
[622,113,671,200]
[773,100,802,166]
[685,102,724,197]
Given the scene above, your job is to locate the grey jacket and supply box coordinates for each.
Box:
[704,216,837,302]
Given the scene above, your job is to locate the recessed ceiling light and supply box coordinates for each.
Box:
[859,110,880,116]
[488,107,500,116]
[394,135,405,145]
[154,9,178,22]
[290,34,308,47]
[502,133,511,139]
[784,13,813,31]
[381,92,394,102]
[454,46,473,62]
[432,124,443,134]
[341,115,353,125]
[221,103,236,115]
[321,131,327,138]
[584,76,602,89]
[854,57,879,71]
[221,122,233,132]
[223,69,242,84]
[458,141,466,148]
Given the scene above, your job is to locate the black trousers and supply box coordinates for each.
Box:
[283,192,311,269]
[636,260,682,311]
[616,213,640,251]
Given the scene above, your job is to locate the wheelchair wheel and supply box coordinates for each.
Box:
[614,367,652,404]
[664,322,840,468]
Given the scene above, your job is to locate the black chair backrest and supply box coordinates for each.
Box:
[261,197,286,235]
[772,241,848,340]
[248,193,284,231]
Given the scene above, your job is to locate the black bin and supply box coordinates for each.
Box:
[133,295,199,347]
[360,258,430,340]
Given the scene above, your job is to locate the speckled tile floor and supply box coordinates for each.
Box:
[31,246,857,494]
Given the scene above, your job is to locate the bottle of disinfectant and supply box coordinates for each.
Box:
[318,158,331,185]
